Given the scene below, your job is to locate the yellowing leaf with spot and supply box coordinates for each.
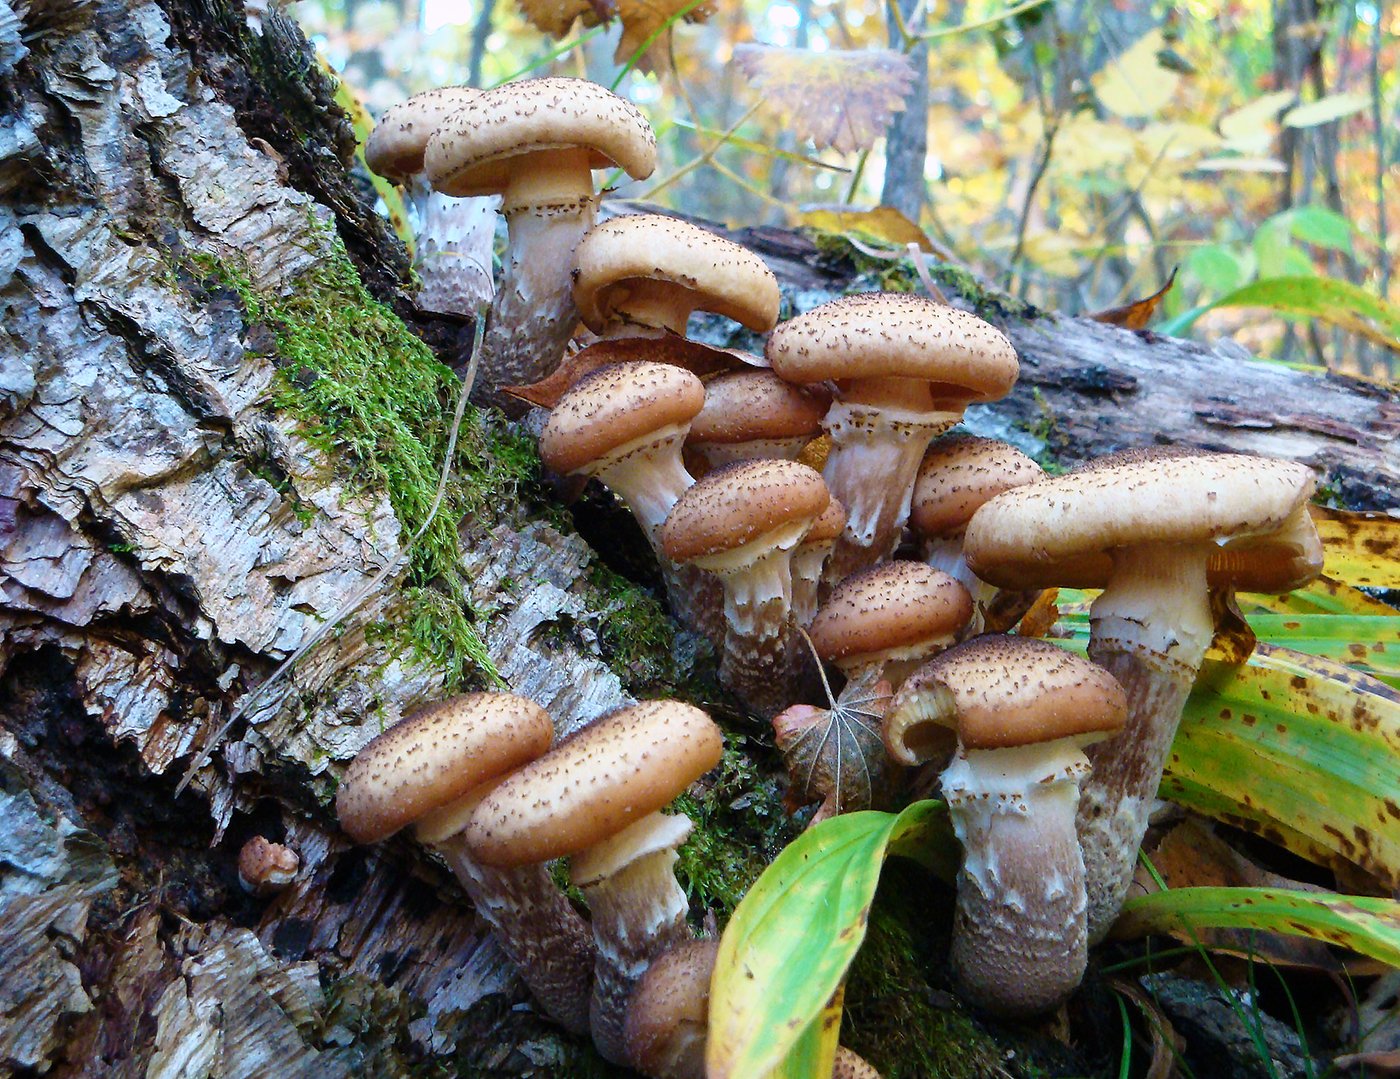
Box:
[1284,91,1370,128]
[1092,29,1181,119]
[1219,90,1296,153]
[1311,506,1400,588]
[798,205,932,252]
[733,45,917,154]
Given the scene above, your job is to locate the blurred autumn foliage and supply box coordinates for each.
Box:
[291,0,1399,377]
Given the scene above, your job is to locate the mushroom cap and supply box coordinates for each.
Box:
[687,369,830,445]
[801,495,847,547]
[465,700,723,867]
[808,561,973,662]
[894,635,1127,750]
[574,215,781,333]
[623,938,719,1079]
[365,86,481,183]
[910,435,1044,538]
[539,361,706,476]
[832,1048,884,1079]
[335,693,553,845]
[424,76,657,198]
[964,447,1322,592]
[766,293,1018,401]
[658,458,829,563]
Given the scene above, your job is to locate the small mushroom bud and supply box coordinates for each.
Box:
[884,635,1127,1015]
[623,938,719,1078]
[336,693,596,1035]
[237,836,299,897]
[685,369,830,472]
[965,448,1323,942]
[467,700,724,1066]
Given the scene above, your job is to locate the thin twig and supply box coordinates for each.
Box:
[175,312,488,796]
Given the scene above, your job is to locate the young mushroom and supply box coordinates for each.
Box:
[573,214,780,340]
[335,693,595,1034]
[766,293,1019,583]
[909,435,1044,633]
[466,699,724,1066]
[425,77,657,400]
[237,836,299,897]
[685,369,831,472]
[623,938,719,1079]
[964,448,1323,941]
[883,635,1127,1016]
[659,458,831,715]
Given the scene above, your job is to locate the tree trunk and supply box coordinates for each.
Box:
[1,4,1395,1077]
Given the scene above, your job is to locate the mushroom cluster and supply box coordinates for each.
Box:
[356,77,1328,1041]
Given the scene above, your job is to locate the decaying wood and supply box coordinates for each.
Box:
[0,1,1395,1075]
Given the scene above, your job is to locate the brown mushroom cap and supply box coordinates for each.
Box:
[910,435,1044,538]
[832,1048,884,1079]
[802,496,847,546]
[424,76,657,198]
[658,458,829,563]
[466,700,723,867]
[538,361,706,476]
[687,370,830,445]
[365,86,481,183]
[964,448,1322,592]
[574,215,781,333]
[807,561,973,662]
[335,693,553,845]
[622,938,719,1078]
[893,635,1127,750]
[766,293,1018,401]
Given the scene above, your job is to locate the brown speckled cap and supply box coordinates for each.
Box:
[801,496,847,547]
[766,293,1018,400]
[687,369,830,446]
[890,635,1126,753]
[424,77,657,198]
[808,561,972,663]
[465,700,723,867]
[832,1048,884,1079]
[622,938,719,1079]
[539,361,705,476]
[910,435,1044,539]
[658,458,829,563]
[964,447,1322,592]
[365,86,481,183]
[335,693,553,845]
[574,215,780,333]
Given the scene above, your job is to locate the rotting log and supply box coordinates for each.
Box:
[1,2,1396,1077]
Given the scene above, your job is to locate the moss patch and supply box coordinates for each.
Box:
[186,239,524,690]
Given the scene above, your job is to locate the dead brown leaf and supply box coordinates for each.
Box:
[1091,268,1178,329]
[514,0,711,71]
[515,0,602,40]
[732,45,917,154]
[1009,588,1060,638]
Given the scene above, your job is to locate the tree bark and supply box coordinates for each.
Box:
[1,4,1396,1077]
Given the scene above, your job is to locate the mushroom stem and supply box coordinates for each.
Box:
[595,422,696,542]
[434,839,597,1035]
[1078,542,1215,943]
[598,277,699,337]
[943,742,1093,1015]
[821,400,960,582]
[922,535,994,636]
[574,812,697,1066]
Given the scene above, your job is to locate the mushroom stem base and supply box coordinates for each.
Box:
[436,842,596,1035]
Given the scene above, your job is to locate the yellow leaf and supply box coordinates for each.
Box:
[732,45,917,154]
[1021,232,1084,277]
[1092,29,1181,119]
[1311,506,1400,588]
[613,0,714,71]
[1195,156,1288,173]
[1053,114,1138,175]
[1137,121,1222,162]
[1218,90,1296,152]
[797,205,932,251]
[1283,91,1370,128]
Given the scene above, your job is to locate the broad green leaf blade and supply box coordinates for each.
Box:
[707,801,955,1079]
[1163,644,1400,888]
[1202,276,1400,351]
[1114,887,1400,968]
[768,987,843,1079]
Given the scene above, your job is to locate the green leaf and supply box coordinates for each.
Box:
[1175,275,1400,351]
[1187,244,1247,295]
[1114,887,1400,967]
[1253,218,1315,279]
[707,802,957,1079]
[1283,205,1355,254]
[1243,576,1399,617]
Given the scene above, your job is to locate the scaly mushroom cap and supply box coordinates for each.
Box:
[659,458,829,564]
[365,86,481,183]
[539,361,706,476]
[466,700,723,867]
[808,561,973,666]
[802,496,847,546]
[886,635,1127,764]
[424,76,657,198]
[910,435,1044,539]
[832,1048,884,1079]
[622,938,719,1079]
[574,215,781,334]
[335,693,553,844]
[964,447,1322,592]
[687,369,830,446]
[766,293,1018,402]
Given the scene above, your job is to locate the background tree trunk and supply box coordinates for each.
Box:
[0,3,1395,1077]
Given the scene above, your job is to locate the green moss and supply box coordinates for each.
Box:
[187,240,508,690]
[807,228,1041,322]
[1021,387,1068,475]
[672,735,795,924]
